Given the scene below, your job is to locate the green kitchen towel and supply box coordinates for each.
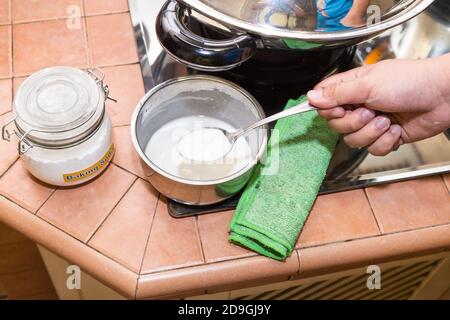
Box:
[229,96,339,261]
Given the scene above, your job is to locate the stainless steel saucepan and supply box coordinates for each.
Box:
[131,75,268,206]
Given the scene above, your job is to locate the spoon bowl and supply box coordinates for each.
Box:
[178,101,317,162]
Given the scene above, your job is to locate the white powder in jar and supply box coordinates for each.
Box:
[21,114,113,186]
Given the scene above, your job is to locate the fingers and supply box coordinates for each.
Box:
[308,66,373,109]
[307,79,372,109]
[343,116,391,148]
[327,107,376,133]
[318,107,346,120]
[368,125,403,156]
[314,65,371,89]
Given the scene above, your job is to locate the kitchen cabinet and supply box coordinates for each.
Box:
[37,246,126,300]
[38,244,449,300]
[192,253,450,300]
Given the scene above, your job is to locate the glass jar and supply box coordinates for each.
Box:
[2,67,115,186]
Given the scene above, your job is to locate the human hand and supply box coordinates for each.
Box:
[307,54,450,156]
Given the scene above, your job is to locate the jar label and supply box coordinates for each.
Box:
[62,144,115,183]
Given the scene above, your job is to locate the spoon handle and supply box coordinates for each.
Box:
[231,101,317,141]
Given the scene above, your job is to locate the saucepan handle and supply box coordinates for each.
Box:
[156,0,257,71]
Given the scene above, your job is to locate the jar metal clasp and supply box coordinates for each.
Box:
[2,115,17,142]
[1,116,35,155]
[87,67,118,103]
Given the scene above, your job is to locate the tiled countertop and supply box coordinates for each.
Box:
[0,1,450,299]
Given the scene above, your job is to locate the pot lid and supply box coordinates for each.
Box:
[180,0,435,39]
[13,66,105,147]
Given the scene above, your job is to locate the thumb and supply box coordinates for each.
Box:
[308,72,373,109]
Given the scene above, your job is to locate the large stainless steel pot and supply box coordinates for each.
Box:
[157,0,435,71]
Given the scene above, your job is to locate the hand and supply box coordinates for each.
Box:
[307,54,450,156]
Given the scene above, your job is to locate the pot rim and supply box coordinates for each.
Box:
[130,75,268,186]
[180,0,435,42]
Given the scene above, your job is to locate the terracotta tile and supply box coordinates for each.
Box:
[0,240,43,274]
[0,78,11,114]
[12,0,83,22]
[84,0,128,15]
[89,179,159,273]
[141,198,204,274]
[296,190,380,248]
[0,113,18,175]
[112,125,146,178]
[0,197,137,299]
[0,0,10,24]
[0,265,54,299]
[0,160,54,212]
[87,13,138,67]
[198,210,256,263]
[295,223,450,278]
[0,25,11,78]
[12,75,25,95]
[37,164,135,242]
[103,64,144,126]
[137,253,299,299]
[0,222,27,245]
[444,174,450,192]
[0,197,138,298]
[13,19,88,76]
[366,177,450,234]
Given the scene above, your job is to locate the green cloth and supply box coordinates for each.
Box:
[282,39,323,50]
[229,96,339,261]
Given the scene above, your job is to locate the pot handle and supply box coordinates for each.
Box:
[156,0,257,71]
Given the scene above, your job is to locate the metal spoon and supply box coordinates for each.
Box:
[178,101,317,161]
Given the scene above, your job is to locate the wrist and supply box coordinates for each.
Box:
[429,54,450,110]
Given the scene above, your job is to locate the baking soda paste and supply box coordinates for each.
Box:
[145,115,253,181]
[178,127,233,162]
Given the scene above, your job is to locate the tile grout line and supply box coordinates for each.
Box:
[296,220,450,251]
[7,0,12,81]
[142,220,450,277]
[1,191,449,287]
[440,174,450,193]
[8,11,130,27]
[8,5,13,79]
[12,61,141,79]
[194,215,207,263]
[34,187,58,215]
[135,192,162,299]
[0,193,141,278]
[85,173,138,244]
[110,162,142,180]
[0,108,13,119]
[0,157,19,179]
[294,247,301,275]
[6,0,12,112]
[81,0,92,68]
[363,187,384,234]
[112,122,133,128]
[8,0,11,25]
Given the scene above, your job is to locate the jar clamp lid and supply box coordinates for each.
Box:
[2,67,115,154]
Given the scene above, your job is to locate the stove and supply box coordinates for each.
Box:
[129,0,450,217]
